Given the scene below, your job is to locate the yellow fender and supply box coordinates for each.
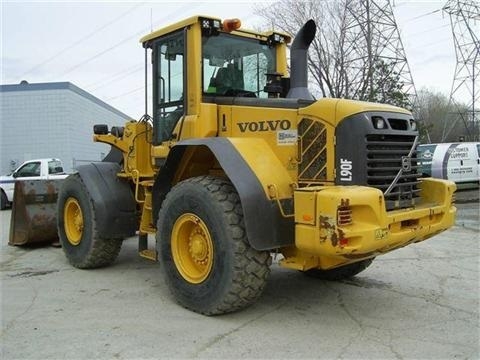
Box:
[153,137,295,250]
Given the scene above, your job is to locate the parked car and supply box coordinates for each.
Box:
[0,158,68,209]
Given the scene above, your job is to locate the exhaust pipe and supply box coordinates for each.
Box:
[287,19,317,100]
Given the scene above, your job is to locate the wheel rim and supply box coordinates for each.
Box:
[171,213,214,284]
[64,197,83,246]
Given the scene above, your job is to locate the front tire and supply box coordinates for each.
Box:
[305,258,374,281]
[57,174,122,269]
[157,176,271,315]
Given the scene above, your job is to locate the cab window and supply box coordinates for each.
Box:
[202,33,276,98]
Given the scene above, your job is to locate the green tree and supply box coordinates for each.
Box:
[365,58,410,108]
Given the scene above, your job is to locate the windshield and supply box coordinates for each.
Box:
[202,33,276,98]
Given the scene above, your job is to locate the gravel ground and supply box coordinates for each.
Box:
[1,196,478,359]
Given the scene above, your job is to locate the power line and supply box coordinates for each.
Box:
[407,37,451,51]
[58,3,195,78]
[401,8,442,23]
[402,23,450,37]
[59,32,145,77]
[18,2,145,80]
[86,64,143,90]
[104,84,147,101]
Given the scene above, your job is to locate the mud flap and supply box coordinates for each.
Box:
[9,179,64,246]
[75,162,138,239]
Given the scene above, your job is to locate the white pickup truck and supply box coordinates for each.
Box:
[0,158,69,210]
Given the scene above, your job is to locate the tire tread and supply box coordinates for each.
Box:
[159,176,271,315]
[305,258,374,281]
[58,174,122,269]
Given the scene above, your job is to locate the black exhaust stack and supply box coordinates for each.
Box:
[287,20,317,100]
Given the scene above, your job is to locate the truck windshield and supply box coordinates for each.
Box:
[202,33,276,98]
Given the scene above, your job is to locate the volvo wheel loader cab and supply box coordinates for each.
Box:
[56,15,456,315]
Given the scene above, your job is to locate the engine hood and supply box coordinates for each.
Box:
[298,98,412,127]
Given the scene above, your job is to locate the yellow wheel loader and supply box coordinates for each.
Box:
[22,16,457,315]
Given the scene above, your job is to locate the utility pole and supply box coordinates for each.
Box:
[342,0,429,140]
[343,0,419,109]
[442,0,479,141]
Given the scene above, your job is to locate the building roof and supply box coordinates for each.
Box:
[0,81,131,119]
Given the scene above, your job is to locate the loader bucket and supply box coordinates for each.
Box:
[8,179,64,246]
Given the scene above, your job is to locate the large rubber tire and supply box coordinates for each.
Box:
[305,258,374,281]
[57,174,122,269]
[0,190,8,210]
[157,176,271,315]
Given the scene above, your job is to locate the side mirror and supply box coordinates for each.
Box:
[12,172,18,178]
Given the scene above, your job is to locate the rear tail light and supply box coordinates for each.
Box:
[339,238,349,247]
[337,199,352,226]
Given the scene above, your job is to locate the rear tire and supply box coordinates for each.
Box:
[0,190,8,210]
[57,174,122,269]
[305,259,374,281]
[157,176,271,315]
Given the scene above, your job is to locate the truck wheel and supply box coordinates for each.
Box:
[157,176,271,315]
[0,190,8,210]
[57,174,122,269]
[305,258,374,281]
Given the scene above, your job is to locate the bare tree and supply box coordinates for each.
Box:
[255,0,413,106]
[255,0,348,98]
[416,88,470,143]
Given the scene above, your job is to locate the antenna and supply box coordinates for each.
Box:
[150,8,153,32]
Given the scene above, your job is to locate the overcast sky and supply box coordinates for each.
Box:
[1,0,470,119]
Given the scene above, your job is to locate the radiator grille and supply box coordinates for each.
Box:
[366,134,421,210]
[298,118,327,183]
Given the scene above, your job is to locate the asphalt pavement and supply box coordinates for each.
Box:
[1,195,479,359]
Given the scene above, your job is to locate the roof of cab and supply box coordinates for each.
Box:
[140,15,292,45]
[140,15,220,44]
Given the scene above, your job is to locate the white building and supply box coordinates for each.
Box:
[0,81,131,174]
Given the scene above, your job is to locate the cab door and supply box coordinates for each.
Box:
[152,30,186,146]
